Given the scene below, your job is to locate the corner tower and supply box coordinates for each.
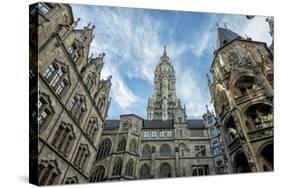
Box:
[147,46,186,122]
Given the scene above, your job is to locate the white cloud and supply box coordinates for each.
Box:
[177,68,212,116]
[72,5,272,117]
[100,61,139,109]
[192,31,211,57]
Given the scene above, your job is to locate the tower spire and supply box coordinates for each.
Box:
[160,45,169,62]
[163,45,167,57]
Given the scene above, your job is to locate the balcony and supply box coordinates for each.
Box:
[247,123,273,142]
[227,137,241,153]
[234,88,265,105]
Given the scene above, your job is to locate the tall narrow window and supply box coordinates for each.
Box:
[159,163,172,178]
[142,144,152,159]
[195,145,206,157]
[125,159,134,176]
[192,165,209,176]
[140,164,150,179]
[38,2,53,15]
[85,72,96,91]
[43,61,69,97]
[67,43,80,63]
[97,95,105,112]
[85,117,98,141]
[73,144,90,171]
[38,160,61,185]
[96,139,112,161]
[160,144,171,157]
[129,139,137,154]
[117,138,126,152]
[112,158,123,176]
[38,95,54,130]
[91,166,105,182]
[51,122,75,157]
[69,94,87,123]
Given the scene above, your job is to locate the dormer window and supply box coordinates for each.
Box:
[43,61,69,97]
[38,2,53,15]
[67,43,79,63]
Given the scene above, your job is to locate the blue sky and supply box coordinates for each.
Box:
[70,4,272,119]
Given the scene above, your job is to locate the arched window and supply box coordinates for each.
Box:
[91,166,105,182]
[234,76,259,97]
[97,95,106,112]
[85,117,98,141]
[112,158,123,176]
[73,144,90,171]
[65,176,78,184]
[142,144,152,159]
[85,72,96,91]
[125,159,134,176]
[139,164,150,179]
[43,61,69,97]
[160,144,171,157]
[69,94,87,123]
[96,138,112,161]
[129,139,137,153]
[67,42,80,63]
[159,163,172,178]
[224,116,238,145]
[51,122,75,156]
[38,160,61,185]
[117,137,126,152]
[38,94,54,130]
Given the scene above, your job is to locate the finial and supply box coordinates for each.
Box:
[74,17,81,25]
[87,22,91,28]
[216,21,219,27]
[92,24,96,30]
[102,52,106,58]
[88,53,93,60]
[224,22,228,28]
[163,45,167,56]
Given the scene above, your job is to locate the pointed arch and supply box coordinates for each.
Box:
[160,144,171,157]
[96,138,112,161]
[142,144,152,159]
[125,159,134,176]
[112,157,123,176]
[91,165,106,182]
[139,164,150,179]
[38,160,61,185]
[117,137,126,152]
[159,163,172,178]
[129,139,137,153]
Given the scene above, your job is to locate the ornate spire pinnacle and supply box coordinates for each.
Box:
[160,45,169,62]
[163,45,167,57]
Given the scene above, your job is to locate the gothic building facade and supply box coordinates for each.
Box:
[208,27,273,173]
[29,3,111,185]
[30,2,273,186]
[90,48,227,183]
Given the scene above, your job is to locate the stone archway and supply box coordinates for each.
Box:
[258,143,273,171]
[233,151,251,173]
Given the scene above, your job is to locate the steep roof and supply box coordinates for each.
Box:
[186,119,205,129]
[104,118,205,129]
[104,120,120,129]
[217,27,243,49]
[143,119,174,129]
